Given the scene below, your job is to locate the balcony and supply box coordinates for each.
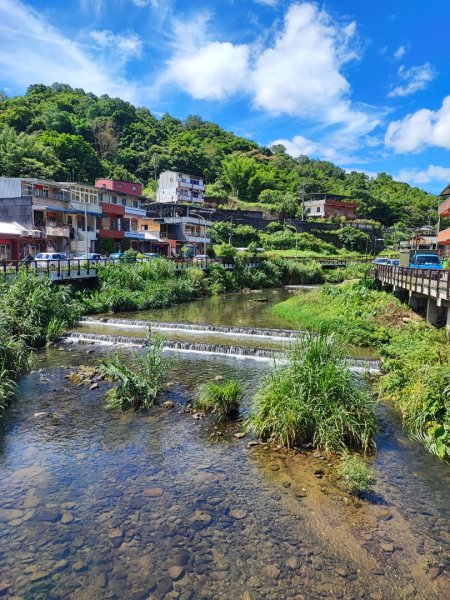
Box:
[124,206,146,217]
[124,231,145,240]
[162,216,212,227]
[77,229,98,242]
[438,227,450,245]
[45,224,70,237]
[438,197,450,217]
[184,235,210,244]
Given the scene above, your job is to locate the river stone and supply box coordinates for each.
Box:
[286,557,299,570]
[157,577,173,595]
[60,512,74,524]
[143,488,163,497]
[168,566,185,581]
[234,432,246,439]
[375,508,392,521]
[230,509,247,520]
[0,583,11,596]
[264,564,280,579]
[163,400,175,409]
[72,562,87,572]
[191,511,213,530]
[29,571,49,583]
[172,550,190,566]
[109,528,124,547]
[380,543,395,553]
[89,383,99,390]
[35,509,61,523]
[51,560,69,574]
[0,509,23,522]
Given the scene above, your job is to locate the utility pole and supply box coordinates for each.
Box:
[300,182,306,221]
[153,153,158,181]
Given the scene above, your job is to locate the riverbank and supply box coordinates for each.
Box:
[273,280,450,461]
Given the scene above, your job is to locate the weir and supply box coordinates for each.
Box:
[62,331,381,372]
[79,317,301,340]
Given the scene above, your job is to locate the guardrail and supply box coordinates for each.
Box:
[376,264,450,302]
[0,256,261,281]
[280,256,375,266]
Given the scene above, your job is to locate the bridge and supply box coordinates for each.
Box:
[376,264,450,330]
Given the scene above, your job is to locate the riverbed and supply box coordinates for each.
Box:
[0,289,448,599]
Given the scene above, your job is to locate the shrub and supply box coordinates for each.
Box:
[338,452,376,496]
[195,379,244,420]
[214,243,237,262]
[102,332,175,411]
[247,333,378,451]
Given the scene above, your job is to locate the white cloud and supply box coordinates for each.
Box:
[395,165,450,186]
[388,62,436,98]
[161,2,379,142]
[385,95,450,152]
[89,29,143,59]
[0,0,141,101]
[253,0,279,5]
[393,45,406,60]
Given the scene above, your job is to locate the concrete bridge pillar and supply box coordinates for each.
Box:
[426,297,447,328]
[408,292,427,313]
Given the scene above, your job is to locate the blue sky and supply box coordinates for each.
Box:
[1,0,449,192]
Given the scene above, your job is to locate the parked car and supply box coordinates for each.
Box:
[108,253,136,263]
[73,253,106,263]
[409,253,443,269]
[34,252,69,268]
[387,259,400,266]
[373,257,389,265]
[142,253,162,259]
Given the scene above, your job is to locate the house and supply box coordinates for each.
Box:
[0,178,100,258]
[304,193,359,220]
[437,184,450,251]
[156,171,205,204]
[137,217,171,255]
[146,203,212,256]
[95,179,146,251]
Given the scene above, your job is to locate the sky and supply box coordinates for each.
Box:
[0,0,449,193]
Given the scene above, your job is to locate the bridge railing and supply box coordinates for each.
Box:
[376,264,450,302]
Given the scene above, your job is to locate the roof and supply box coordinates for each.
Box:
[0,221,38,235]
[439,184,450,197]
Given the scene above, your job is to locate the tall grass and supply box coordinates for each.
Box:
[102,332,175,411]
[247,333,377,452]
[195,379,244,420]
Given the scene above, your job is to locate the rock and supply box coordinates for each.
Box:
[109,528,124,547]
[336,567,349,578]
[60,512,74,525]
[143,488,163,497]
[264,564,280,579]
[230,509,247,520]
[168,566,185,581]
[191,511,213,530]
[33,412,51,418]
[234,432,246,439]
[375,508,392,521]
[35,510,61,523]
[0,508,22,522]
[402,317,411,323]
[157,578,173,595]
[0,583,11,596]
[370,592,383,600]
[23,491,40,509]
[380,543,395,553]
[51,560,69,574]
[162,400,174,409]
[428,567,441,580]
[214,376,224,381]
[29,571,48,583]
[192,413,204,420]
[247,441,259,448]
[286,557,299,570]
[89,383,99,390]
[362,532,373,541]
[172,550,190,566]
[72,562,87,572]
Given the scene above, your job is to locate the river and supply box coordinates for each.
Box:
[0,289,448,599]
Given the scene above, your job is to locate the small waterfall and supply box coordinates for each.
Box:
[79,317,300,340]
[62,331,381,371]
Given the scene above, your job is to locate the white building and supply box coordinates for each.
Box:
[156,171,204,204]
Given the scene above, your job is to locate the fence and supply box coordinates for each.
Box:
[376,264,450,302]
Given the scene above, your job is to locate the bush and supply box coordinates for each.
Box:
[214,243,237,262]
[282,260,325,285]
[102,332,174,411]
[247,333,378,451]
[338,452,376,496]
[195,379,244,420]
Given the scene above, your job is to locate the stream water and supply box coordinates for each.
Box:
[0,289,448,599]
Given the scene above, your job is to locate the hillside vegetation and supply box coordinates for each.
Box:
[0,83,438,228]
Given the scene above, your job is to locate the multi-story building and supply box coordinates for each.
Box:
[437,184,450,251]
[0,178,100,259]
[156,171,204,204]
[95,179,146,251]
[304,193,359,220]
[146,203,212,256]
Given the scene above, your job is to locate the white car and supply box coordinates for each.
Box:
[34,252,70,268]
[73,253,106,263]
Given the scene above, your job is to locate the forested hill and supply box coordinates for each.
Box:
[0,83,437,227]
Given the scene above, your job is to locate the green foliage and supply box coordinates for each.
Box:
[247,334,378,451]
[338,452,376,496]
[102,332,174,411]
[214,243,237,262]
[195,378,244,420]
[212,221,233,245]
[335,226,371,252]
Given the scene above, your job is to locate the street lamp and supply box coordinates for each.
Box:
[61,188,89,257]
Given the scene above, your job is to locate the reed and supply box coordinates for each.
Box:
[195,379,244,420]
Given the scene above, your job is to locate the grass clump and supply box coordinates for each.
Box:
[338,452,376,496]
[195,379,244,420]
[102,332,174,411]
[247,333,377,452]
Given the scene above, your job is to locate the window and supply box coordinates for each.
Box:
[141,225,148,231]
[121,198,126,206]
[316,207,320,213]
[133,201,138,208]
[190,179,199,185]
[132,186,137,191]
[0,244,11,260]
[111,196,117,204]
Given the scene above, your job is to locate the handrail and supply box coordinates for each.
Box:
[375,264,449,301]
